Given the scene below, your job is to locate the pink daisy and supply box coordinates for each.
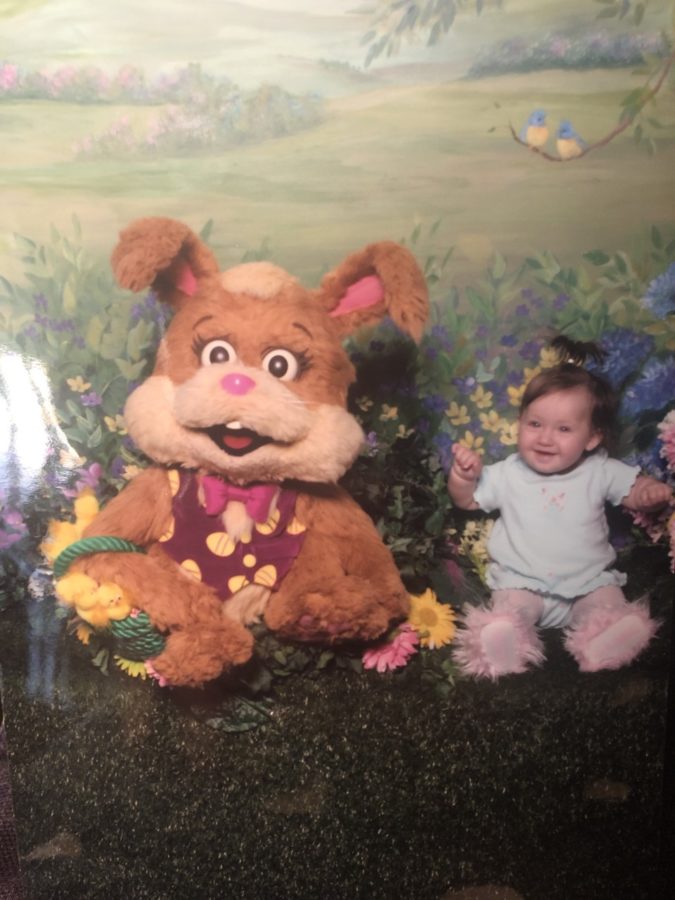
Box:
[362,623,419,673]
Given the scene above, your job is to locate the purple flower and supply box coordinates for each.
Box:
[430,324,453,351]
[433,431,453,469]
[641,263,675,319]
[588,328,655,390]
[515,304,529,317]
[63,462,104,498]
[553,293,570,310]
[500,335,518,347]
[33,293,48,311]
[0,506,27,549]
[520,340,540,361]
[452,375,477,395]
[80,391,103,407]
[131,302,145,322]
[110,456,126,478]
[423,394,448,413]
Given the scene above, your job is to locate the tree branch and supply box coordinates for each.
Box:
[510,50,675,162]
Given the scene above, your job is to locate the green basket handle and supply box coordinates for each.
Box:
[53,536,146,579]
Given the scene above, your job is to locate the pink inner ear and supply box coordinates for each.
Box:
[329,274,384,318]
[176,262,198,296]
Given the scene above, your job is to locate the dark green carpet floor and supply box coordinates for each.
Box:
[1,545,673,900]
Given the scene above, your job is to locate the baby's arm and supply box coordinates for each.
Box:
[621,475,673,512]
[448,443,482,510]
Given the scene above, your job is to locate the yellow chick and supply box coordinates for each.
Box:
[41,488,100,564]
[55,572,133,629]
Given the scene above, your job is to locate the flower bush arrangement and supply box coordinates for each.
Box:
[0,60,323,157]
[0,219,673,722]
[467,27,670,78]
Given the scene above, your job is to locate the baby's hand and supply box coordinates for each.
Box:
[626,477,673,512]
[450,443,483,482]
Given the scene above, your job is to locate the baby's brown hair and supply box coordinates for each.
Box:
[519,337,618,450]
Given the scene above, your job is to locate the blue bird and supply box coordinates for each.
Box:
[556,119,587,159]
[519,109,549,149]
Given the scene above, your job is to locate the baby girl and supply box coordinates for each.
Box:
[448,340,672,679]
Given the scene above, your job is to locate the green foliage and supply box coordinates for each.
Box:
[362,0,502,67]
[1,219,674,702]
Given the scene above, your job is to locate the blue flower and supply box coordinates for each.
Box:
[589,327,655,390]
[641,263,675,319]
[500,334,518,347]
[423,394,448,413]
[620,358,675,418]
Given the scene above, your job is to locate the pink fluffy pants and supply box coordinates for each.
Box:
[452,585,659,680]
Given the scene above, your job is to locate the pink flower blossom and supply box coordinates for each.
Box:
[362,623,419,673]
[658,411,675,471]
[145,659,169,687]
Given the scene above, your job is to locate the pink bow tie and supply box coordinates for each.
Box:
[201,476,277,523]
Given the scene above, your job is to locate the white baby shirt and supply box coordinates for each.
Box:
[474,451,639,598]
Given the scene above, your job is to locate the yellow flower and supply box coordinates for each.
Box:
[104,414,127,434]
[523,366,541,383]
[446,401,470,426]
[396,424,414,439]
[457,431,484,455]
[407,589,456,649]
[75,622,94,645]
[470,385,493,409]
[507,383,525,407]
[458,519,494,583]
[539,347,559,368]
[499,421,519,446]
[356,396,373,412]
[122,465,142,481]
[115,657,149,679]
[67,376,92,393]
[379,404,398,421]
[40,488,100,564]
[479,410,505,433]
[59,447,86,469]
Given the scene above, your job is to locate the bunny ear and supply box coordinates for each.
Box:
[111,217,220,303]
[316,241,428,342]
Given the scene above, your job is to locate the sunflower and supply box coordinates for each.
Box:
[407,589,456,649]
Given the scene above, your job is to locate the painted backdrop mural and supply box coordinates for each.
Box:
[0,0,674,695]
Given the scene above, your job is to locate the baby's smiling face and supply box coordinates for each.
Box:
[518,387,602,475]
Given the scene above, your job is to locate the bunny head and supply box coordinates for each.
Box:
[113,217,428,486]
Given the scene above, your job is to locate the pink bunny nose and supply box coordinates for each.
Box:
[220,372,256,395]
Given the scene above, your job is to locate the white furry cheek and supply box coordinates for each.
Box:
[124,376,199,465]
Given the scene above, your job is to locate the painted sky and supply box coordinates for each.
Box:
[0,0,504,89]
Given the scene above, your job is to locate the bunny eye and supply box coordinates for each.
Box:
[262,349,300,381]
[200,339,237,367]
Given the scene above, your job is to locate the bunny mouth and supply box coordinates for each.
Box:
[204,422,274,457]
